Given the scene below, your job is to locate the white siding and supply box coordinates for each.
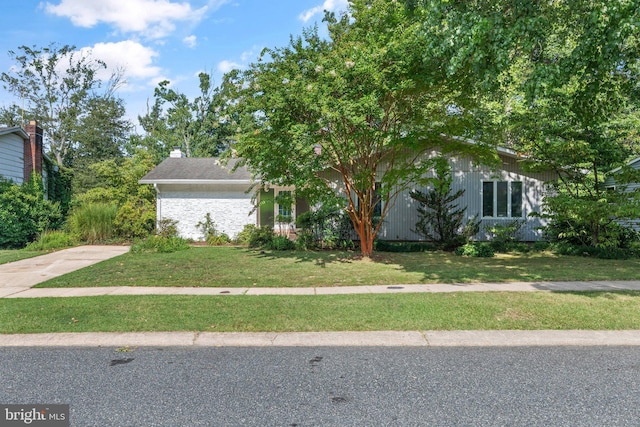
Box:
[0,133,24,184]
[156,183,257,240]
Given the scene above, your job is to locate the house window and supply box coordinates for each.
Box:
[482,181,523,218]
[275,190,293,223]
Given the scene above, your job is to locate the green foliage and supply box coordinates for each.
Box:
[295,208,354,250]
[225,0,495,256]
[374,241,437,253]
[0,175,62,248]
[456,242,495,258]
[24,230,77,251]
[411,158,479,251]
[67,203,118,243]
[156,219,179,239]
[133,72,233,161]
[235,224,257,245]
[541,191,640,249]
[43,160,73,216]
[130,236,190,253]
[0,43,114,165]
[487,220,525,253]
[244,225,276,248]
[114,198,156,239]
[270,235,296,251]
[552,243,639,260]
[75,151,156,207]
[196,213,232,245]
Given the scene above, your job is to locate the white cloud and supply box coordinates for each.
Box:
[44,0,228,39]
[79,41,164,91]
[183,35,197,48]
[299,0,348,23]
[217,60,242,73]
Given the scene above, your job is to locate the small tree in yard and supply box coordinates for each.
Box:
[411,158,478,250]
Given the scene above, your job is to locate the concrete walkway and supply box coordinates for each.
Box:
[2,245,640,347]
[0,245,130,293]
[4,280,640,299]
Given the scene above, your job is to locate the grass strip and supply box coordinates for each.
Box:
[2,292,640,334]
[36,247,640,288]
[0,250,44,265]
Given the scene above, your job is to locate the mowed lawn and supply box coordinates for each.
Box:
[35,246,640,288]
[0,250,45,265]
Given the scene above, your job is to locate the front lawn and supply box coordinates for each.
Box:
[1,291,640,333]
[35,246,640,288]
[0,250,45,265]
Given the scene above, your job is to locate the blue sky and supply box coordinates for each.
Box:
[0,0,349,127]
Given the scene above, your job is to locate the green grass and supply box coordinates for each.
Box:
[36,246,640,288]
[0,250,44,265]
[2,292,640,334]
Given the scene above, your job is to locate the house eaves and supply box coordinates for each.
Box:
[138,178,252,185]
[0,126,29,139]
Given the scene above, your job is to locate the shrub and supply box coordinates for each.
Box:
[207,233,232,246]
[532,241,551,252]
[67,203,118,243]
[248,225,276,248]
[196,213,232,245]
[269,235,296,251]
[114,197,156,239]
[156,219,179,238]
[235,224,257,245]
[295,208,354,250]
[0,175,62,248]
[410,158,478,251]
[374,241,437,252]
[487,220,524,252]
[552,243,639,260]
[455,242,495,258]
[24,230,77,251]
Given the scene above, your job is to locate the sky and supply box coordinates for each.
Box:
[0,0,349,128]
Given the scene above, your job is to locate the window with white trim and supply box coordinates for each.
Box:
[482,181,523,218]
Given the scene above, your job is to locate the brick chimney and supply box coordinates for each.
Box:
[23,120,43,181]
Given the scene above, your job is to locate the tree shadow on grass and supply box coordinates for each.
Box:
[241,247,357,267]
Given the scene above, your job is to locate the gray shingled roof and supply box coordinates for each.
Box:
[139,157,253,184]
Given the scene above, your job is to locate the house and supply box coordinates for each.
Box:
[140,146,557,242]
[0,121,43,185]
[604,156,640,232]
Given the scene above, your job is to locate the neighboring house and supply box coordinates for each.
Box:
[604,156,640,232]
[141,146,557,242]
[0,121,43,185]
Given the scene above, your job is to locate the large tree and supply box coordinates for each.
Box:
[0,44,111,165]
[135,72,233,161]
[226,0,495,256]
[410,0,640,247]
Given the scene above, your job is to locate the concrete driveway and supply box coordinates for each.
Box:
[0,246,130,295]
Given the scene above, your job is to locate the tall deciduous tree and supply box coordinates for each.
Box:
[411,0,640,247]
[0,44,108,165]
[135,72,233,161]
[226,0,494,256]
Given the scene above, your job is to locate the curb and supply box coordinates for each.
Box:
[2,330,640,347]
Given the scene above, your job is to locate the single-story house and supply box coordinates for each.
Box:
[140,147,557,242]
[0,121,43,185]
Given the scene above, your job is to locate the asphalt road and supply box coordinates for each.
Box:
[2,346,640,426]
